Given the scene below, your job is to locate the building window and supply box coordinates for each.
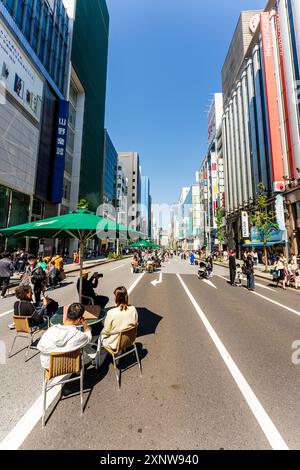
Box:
[15,0,24,28]
[5,0,14,15]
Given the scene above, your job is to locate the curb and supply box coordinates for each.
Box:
[63,255,132,275]
[213,261,300,293]
[9,256,133,287]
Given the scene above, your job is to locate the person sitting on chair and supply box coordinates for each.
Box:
[48,261,61,289]
[77,270,109,308]
[38,303,92,369]
[13,285,49,328]
[131,255,140,273]
[97,286,138,367]
[146,257,155,273]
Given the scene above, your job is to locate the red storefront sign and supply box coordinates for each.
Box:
[260,12,284,187]
[276,10,296,178]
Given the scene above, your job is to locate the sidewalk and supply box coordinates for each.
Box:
[10,255,132,284]
[213,260,300,292]
[63,255,132,274]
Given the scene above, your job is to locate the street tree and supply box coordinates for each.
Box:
[77,199,89,210]
[216,207,227,254]
[252,183,278,271]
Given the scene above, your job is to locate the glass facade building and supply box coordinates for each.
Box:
[141,175,151,238]
[1,0,69,94]
[71,0,109,212]
[222,0,300,254]
[103,129,117,211]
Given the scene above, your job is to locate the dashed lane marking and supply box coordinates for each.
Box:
[177,274,289,450]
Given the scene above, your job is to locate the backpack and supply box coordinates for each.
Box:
[31,266,47,286]
[242,264,249,275]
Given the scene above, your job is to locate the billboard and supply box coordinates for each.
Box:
[208,100,216,146]
[260,12,284,186]
[241,211,250,238]
[0,22,43,121]
[51,100,69,204]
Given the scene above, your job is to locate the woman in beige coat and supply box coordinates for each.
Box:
[97,286,138,366]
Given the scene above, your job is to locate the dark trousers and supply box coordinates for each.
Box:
[0,277,10,296]
[229,269,236,285]
[247,273,255,290]
[93,295,109,309]
[34,287,42,304]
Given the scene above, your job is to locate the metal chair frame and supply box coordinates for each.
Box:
[95,326,142,389]
[8,316,46,361]
[42,349,84,428]
[81,295,95,306]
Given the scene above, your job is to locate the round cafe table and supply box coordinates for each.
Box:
[50,308,107,327]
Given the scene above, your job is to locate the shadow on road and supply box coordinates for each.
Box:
[136,307,162,338]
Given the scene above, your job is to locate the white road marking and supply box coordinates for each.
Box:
[0,376,63,450]
[111,264,125,271]
[151,272,162,287]
[128,273,145,295]
[0,309,13,318]
[217,275,277,293]
[202,279,217,289]
[0,272,145,450]
[255,283,277,293]
[177,274,289,450]
[251,291,300,317]
[218,274,230,282]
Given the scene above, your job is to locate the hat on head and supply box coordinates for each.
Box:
[82,270,89,277]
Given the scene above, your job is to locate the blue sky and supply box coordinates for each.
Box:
[105,0,266,205]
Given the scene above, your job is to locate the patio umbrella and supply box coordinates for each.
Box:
[130,240,161,249]
[0,209,138,302]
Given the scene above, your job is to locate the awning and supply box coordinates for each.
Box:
[242,241,286,247]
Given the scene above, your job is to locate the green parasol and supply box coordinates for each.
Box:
[0,209,139,301]
[130,240,161,249]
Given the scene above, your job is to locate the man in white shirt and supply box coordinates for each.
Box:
[38,303,92,369]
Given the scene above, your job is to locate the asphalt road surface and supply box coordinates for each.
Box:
[1,256,300,450]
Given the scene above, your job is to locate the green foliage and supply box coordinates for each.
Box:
[216,207,227,244]
[252,183,278,245]
[108,252,122,260]
[77,199,89,210]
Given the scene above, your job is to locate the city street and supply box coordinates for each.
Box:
[1,257,300,450]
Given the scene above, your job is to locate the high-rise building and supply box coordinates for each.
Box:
[205,93,225,249]
[101,129,118,220]
[115,160,128,227]
[118,152,141,231]
[0,0,72,253]
[71,0,109,212]
[222,1,300,254]
[141,175,151,238]
[222,10,263,107]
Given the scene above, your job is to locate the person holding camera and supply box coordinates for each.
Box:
[77,270,109,308]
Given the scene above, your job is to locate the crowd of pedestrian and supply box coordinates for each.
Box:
[227,250,300,291]
[131,249,169,273]
[0,249,67,300]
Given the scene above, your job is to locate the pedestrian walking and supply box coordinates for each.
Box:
[20,255,47,303]
[236,264,243,286]
[206,254,213,278]
[243,255,255,291]
[14,248,27,274]
[273,253,287,289]
[229,251,237,286]
[0,252,14,298]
